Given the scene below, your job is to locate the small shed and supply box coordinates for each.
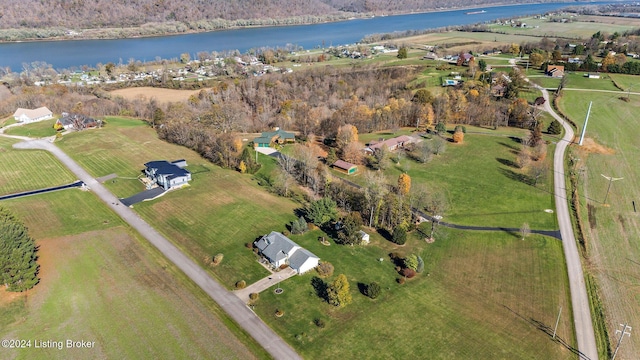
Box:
[332,160,358,175]
[358,230,370,244]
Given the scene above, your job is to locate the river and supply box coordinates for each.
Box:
[0,2,616,71]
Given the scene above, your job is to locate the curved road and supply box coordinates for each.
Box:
[12,138,302,360]
[538,87,598,360]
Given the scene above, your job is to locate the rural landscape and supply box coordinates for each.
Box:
[1,2,639,359]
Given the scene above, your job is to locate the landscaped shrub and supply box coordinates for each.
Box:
[365,282,381,299]
[235,280,246,289]
[416,255,424,273]
[397,277,406,284]
[212,253,224,266]
[279,264,289,270]
[249,293,259,301]
[316,261,334,278]
[314,318,326,328]
[547,119,562,135]
[401,268,416,278]
[275,309,284,317]
[404,254,419,270]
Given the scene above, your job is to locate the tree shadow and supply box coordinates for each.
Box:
[496,157,519,168]
[311,276,328,302]
[497,141,520,153]
[357,282,368,296]
[499,168,533,186]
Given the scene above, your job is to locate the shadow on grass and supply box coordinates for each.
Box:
[502,305,587,359]
[311,276,328,302]
[499,168,534,186]
[496,157,519,168]
[357,282,368,296]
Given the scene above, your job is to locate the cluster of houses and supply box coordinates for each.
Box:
[12,106,100,131]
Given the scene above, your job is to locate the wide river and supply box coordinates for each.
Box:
[0,2,617,71]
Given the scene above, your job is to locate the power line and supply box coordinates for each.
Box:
[612,323,631,360]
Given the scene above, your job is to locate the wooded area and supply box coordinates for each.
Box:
[0,0,556,30]
[0,207,39,292]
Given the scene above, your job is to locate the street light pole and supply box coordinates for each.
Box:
[601,174,623,205]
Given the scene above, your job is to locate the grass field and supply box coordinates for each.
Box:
[253,227,575,359]
[0,137,76,195]
[56,118,298,287]
[563,73,620,92]
[4,119,58,138]
[342,126,559,230]
[0,191,267,359]
[487,16,640,40]
[556,88,640,359]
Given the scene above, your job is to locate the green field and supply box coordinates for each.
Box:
[556,89,640,359]
[0,191,268,359]
[563,73,620,91]
[5,119,58,137]
[254,228,575,359]
[0,137,76,195]
[56,119,298,287]
[343,126,559,230]
[487,16,638,40]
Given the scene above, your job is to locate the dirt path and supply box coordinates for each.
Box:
[10,137,302,360]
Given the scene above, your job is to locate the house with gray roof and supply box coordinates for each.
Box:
[254,231,320,274]
[144,160,192,190]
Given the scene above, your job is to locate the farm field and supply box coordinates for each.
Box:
[556,89,640,360]
[254,227,575,359]
[0,136,76,195]
[55,119,298,287]
[4,119,58,138]
[0,191,267,359]
[110,87,205,106]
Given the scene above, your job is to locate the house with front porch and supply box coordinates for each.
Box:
[255,231,320,274]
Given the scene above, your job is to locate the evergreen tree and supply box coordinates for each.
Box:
[397,47,408,59]
[547,120,562,135]
[392,226,407,245]
[337,213,363,245]
[290,216,308,234]
[0,207,39,292]
[306,197,338,226]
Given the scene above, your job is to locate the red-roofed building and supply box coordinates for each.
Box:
[364,135,415,155]
[332,160,358,175]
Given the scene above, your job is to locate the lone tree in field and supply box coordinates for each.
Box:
[452,126,464,143]
[397,173,411,196]
[547,119,562,135]
[327,274,352,307]
[397,47,408,59]
[0,207,39,292]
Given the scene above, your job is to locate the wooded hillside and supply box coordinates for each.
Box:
[0,0,555,30]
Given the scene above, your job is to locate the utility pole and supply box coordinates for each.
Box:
[601,174,623,205]
[578,101,592,146]
[553,306,562,339]
[612,323,631,360]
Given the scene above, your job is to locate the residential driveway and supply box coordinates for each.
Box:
[234,267,297,303]
[538,86,599,360]
[11,138,302,360]
[120,187,165,207]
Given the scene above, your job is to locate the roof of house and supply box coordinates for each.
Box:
[367,135,414,152]
[254,129,295,144]
[58,113,97,127]
[288,248,319,270]
[13,106,52,119]
[145,160,191,180]
[255,231,300,263]
[332,160,357,171]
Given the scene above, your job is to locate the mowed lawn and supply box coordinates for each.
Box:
[0,137,76,195]
[254,228,575,359]
[55,118,298,287]
[348,126,559,230]
[4,119,58,138]
[557,89,640,359]
[0,191,267,359]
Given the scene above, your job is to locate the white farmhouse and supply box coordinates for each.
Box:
[255,231,320,274]
[13,107,53,123]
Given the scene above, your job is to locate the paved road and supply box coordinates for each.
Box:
[0,180,84,201]
[538,87,599,360]
[12,138,302,360]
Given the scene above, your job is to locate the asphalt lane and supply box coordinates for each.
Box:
[12,138,302,360]
[539,87,599,360]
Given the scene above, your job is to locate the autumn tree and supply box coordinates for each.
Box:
[529,161,548,186]
[327,274,352,307]
[336,124,359,150]
[238,160,247,173]
[452,126,464,143]
[529,52,545,67]
[397,173,411,196]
